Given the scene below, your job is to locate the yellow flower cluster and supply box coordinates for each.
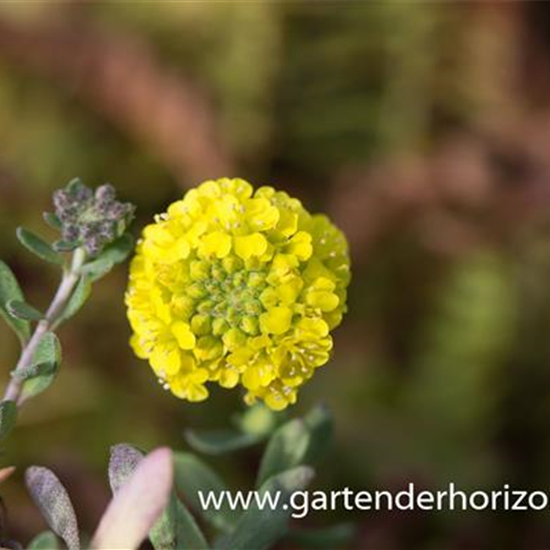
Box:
[126,179,350,410]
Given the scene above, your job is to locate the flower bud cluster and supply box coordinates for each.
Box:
[51,179,134,255]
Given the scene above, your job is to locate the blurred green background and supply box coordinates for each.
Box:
[2,2,550,549]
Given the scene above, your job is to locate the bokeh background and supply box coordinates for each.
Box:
[2,2,550,549]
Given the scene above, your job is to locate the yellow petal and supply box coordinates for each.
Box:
[219,367,240,388]
[151,343,181,376]
[297,317,329,338]
[200,231,232,258]
[171,321,196,350]
[276,278,303,305]
[306,291,340,312]
[234,233,268,260]
[130,334,150,359]
[242,363,274,390]
[287,231,313,261]
[260,307,293,335]
[264,390,290,411]
[222,328,247,351]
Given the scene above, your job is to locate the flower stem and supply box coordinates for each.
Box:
[2,248,86,405]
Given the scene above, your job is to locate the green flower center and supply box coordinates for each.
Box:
[189,259,268,334]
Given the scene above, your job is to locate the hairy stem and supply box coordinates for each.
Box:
[3,248,86,405]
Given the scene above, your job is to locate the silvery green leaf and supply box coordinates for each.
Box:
[108,444,144,493]
[28,531,60,549]
[25,467,80,550]
[0,401,17,442]
[6,300,43,321]
[57,277,92,325]
[20,332,61,402]
[12,361,56,382]
[257,405,332,487]
[16,227,63,265]
[216,466,315,550]
[185,428,262,455]
[82,233,134,282]
[43,212,62,231]
[109,444,208,550]
[91,448,173,550]
[174,452,239,533]
[0,260,30,345]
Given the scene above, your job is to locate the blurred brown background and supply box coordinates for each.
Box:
[2,2,550,549]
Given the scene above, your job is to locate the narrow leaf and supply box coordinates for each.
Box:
[91,448,173,550]
[25,467,80,550]
[174,452,239,532]
[185,428,262,455]
[216,466,315,550]
[28,531,60,550]
[57,277,92,325]
[43,212,62,231]
[0,260,30,345]
[20,332,61,402]
[6,299,43,321]
[0,401,17,442]
[109,444,208,550]
[257,405,332,487]
[16,227,63,265]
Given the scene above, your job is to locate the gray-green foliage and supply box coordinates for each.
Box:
[24,406,338,550]
[25,467,81,550]
[0,179,134,441]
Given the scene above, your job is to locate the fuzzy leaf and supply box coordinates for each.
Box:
[108,444,144,493]
[0,401,17,442]
[82,233,134,282]
[20,332,61,402]
[185,428,262,455]
[6,300,43,321]
[16,227,63,265]
[57,277,92,325]
[25,467,80,550]
[109,444,208,550]
[28,531,60,549]
[91,448,173,550]
[43,212,62,231]
[257,405,332,487]
[12,361,56,382]
[0,260,30,345]
[216,466,315,550]
[174,452,239,533]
